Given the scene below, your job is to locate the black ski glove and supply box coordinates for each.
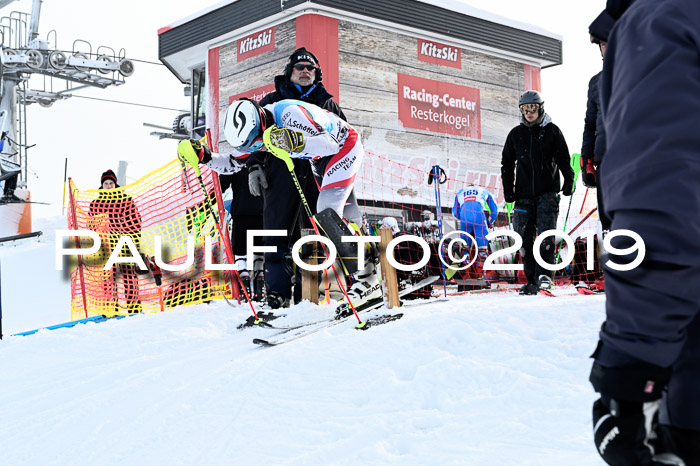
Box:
[581,157,597,188]
[562,179,574,196]
[135,252,151,275]
[185,139,212,164]
[590,356,672,466]
[504,191,515,203]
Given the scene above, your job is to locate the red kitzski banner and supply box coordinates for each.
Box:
[417,39,461,69]
[237,27,275,61]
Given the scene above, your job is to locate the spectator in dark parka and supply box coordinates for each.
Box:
[501,90,574,295]
[589,0,700,464]
[244,47,347,310]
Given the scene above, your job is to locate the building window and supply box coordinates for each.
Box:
[191,67,206,138]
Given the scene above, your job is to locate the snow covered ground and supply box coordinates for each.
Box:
[0,217,606,465]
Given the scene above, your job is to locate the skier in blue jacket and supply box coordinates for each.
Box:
[452,185,498,277]
[589,1,700,464]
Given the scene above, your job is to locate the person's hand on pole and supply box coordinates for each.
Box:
[262,126,302,171]
[177,139,212,177]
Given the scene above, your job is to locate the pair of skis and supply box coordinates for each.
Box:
[250,276,439,346]
[538,284,605,297]
[0,198,49,205]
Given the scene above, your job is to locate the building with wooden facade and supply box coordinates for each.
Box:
[158,0,561,218]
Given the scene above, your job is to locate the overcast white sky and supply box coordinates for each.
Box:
[6,0,605,220]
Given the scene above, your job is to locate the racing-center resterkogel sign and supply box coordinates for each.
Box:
[397,73,481,139]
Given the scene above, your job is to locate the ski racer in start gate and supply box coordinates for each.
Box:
[452,185,498,278]
[179,98,380,315]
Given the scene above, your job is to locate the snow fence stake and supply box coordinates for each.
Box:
[554,153,581,277]
[62,158,68,217]
[299,229,319,304]
[378,227,400,308]
[68,178,90,318]
[428,165,448,297]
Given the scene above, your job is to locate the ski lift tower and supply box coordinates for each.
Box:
[0,0,135,235]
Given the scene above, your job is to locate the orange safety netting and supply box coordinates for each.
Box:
[66,160,233,320]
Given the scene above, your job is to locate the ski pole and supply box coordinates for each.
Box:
[152,263,165,313]
[428,165,448,296]
[262,128,367,328]
[567,206,597,237]
[62,158,68,217]
[505,202,514,226]
[137,255,166,312]
[503,202,516,278]
[206,129,242,305]
[185,140,249,299]
[177,140,259,321]
[554,153,582,277]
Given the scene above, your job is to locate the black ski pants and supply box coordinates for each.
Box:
[512,192,559,284]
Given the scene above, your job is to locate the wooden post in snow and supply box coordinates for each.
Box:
[300,229,319,303]
[379,227,400,308]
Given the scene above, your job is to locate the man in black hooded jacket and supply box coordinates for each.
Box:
[581,10,615,234]
[246,47,346,309]
[588,0,700,464]
[501,90,574,295]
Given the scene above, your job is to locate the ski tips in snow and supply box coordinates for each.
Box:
[357,313,404,330]
[252,276,439,346]
[0,198,50,205]
[576,286,604,295]
[252,338,276,346]
[236,312,283,330]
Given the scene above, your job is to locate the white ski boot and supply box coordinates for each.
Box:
[335,259,382,319]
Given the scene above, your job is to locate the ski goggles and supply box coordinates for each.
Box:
[519,103,540,115]
[293,63,316,72]
[237,137,265,154]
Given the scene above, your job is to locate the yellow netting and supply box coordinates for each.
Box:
[67,160,232,320]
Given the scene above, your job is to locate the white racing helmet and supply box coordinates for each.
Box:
[223,98,267,153]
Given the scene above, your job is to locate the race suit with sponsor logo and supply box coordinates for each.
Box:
[206,99,363,225]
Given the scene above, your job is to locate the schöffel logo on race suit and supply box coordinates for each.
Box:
[417,39,461,69]
[238,28,275,61]
[288,119,319,136]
